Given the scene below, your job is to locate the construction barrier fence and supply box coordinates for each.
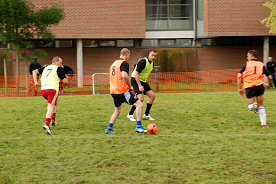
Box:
[0,69,239,97]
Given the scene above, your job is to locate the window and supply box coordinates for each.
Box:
[201,37,252,46]
[83,40,98,47]
[146,0,193,30]
[117,40,134,47]
[99,40,115,47]
[0,42,7,48]
[55,40,73,48]
[197,0,203,20]
[142,39,192,47]
[142,40,159,47]
[35,40,54,48]
[176,39,192,46]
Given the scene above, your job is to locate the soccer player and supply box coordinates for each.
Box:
[127,50,157,121]
[266,57,276,87]
[237,50,272,128]
[33,56,68,134]
[106,48,148,134]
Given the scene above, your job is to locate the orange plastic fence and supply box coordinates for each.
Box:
[0,69,239,97]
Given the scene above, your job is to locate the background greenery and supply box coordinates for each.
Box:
[1,91,276,183]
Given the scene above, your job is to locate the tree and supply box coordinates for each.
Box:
[0,0,65,76]
[260,0,276,34]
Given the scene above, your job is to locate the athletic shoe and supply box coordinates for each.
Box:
[51,120,57,126]
[105,129,114,134]
[135,126,149,133]
[127,114,136,121]
[143,114,155,120]
[262,124,269,128]
[253,102,258,114]
[43,123,52,135]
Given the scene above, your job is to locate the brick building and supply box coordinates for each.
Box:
[0,0,273,80]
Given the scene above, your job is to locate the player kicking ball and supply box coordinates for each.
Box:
[106,48,148,134]
[127,50,158,121]
[237,50,272,128]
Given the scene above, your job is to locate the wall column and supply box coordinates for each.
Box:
[263,36,269,83]
[77,39,83,88]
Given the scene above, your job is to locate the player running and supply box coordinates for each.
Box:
[237,50,272,127]
[33,56,68,134]
[106,48,148,134]
[127,50,158,121]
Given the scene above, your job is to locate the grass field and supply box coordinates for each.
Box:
[1,90,276,183]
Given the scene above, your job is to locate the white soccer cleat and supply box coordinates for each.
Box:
[51,120,57,126]
[143,114,155,120]
[43,123,52,135]
[127,114,136,121]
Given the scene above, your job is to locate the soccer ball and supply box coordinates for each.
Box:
[147,123,157,134]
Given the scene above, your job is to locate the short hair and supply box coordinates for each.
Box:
[52,56,61,63]
[120,48,130,56]
[248,50,258,58]
[150,49,157,53]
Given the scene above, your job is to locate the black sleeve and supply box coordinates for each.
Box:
[239,64,246,74]
[57,67,66,80]
[135,59,147,73]
[120,61,129,74]
[263,66,271,77]
[38,67,45,74]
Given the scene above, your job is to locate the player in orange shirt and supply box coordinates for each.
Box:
[106,48,148,134]
[237,50,272,127]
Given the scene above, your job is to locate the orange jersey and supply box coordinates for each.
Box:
[242,61,264,89]
[110,60,130,94]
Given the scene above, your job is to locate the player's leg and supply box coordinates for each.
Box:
[143,90,155,120]
[51,105,57,126]
[127,78,142,121]
[42,89,59,134]
[272,73,276,87]
[246,97,256,112]
[133,100,148,133]
[106,95,122,134]
[245,87,258,114]
[133,99,143,122]
[43,103,55,134]
[125,91,148,133]
[256,94,268,127]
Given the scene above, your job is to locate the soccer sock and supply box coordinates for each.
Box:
[45,118,51,126]
[136,121,142,128]
[52,113,56,121]
[248,104,253,111]
[129,106,136,115]
[145,103,152,116]
[107,123,114,130]
[259,107,267,125]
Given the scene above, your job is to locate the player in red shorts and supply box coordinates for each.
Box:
[33,56,68,134]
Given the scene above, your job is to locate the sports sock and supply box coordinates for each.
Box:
[259,107,267,126]
[248,104,253,111]
[136,121,142,128]
[52,113,56,121]
[107,123,113,130]
[129,106,136,115]
[45,118,51,126]
[145,103,152,116]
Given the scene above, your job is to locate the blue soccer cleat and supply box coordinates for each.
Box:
[105,129,114,134]
[135,126,149,133]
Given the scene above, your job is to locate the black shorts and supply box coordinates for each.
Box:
[131,77,152,95]
[245,85,265,98]
[111,91,139,107]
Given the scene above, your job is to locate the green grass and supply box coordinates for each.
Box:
[1,91,276,183]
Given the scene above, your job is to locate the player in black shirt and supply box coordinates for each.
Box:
[266,57,276,87]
